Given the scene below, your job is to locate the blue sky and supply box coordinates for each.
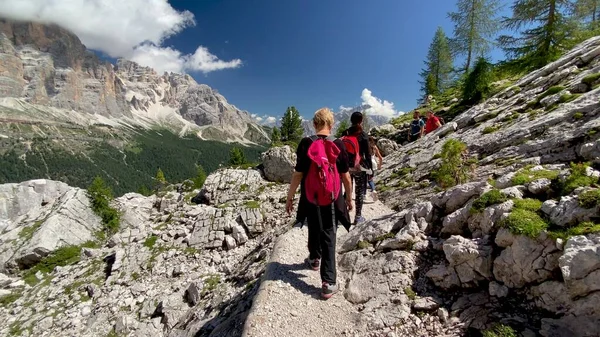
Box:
[162,0,513,120]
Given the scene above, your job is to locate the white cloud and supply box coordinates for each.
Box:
[266,116,276,123]
[360,88,402,118]
[0,0,241,74]
[255,116,263,122]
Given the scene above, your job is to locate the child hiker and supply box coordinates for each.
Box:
[287,107,353,299]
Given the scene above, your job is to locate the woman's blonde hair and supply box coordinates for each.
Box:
[313,107,334,130]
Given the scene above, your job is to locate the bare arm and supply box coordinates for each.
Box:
[436,120,442,128]
[341,172,353,211]
[375,148,383,168]
[286,171,303,214]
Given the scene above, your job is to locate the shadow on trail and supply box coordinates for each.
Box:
[268,261,321,298]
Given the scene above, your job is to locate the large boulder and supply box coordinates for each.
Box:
[432,181,492,214]
[377,138,400,157]
[260,146,296,183]
[0,180,102,270]
[442,236,493,286]
[200,169,265,205]
[541,194,599,227]
[559,234,600,298]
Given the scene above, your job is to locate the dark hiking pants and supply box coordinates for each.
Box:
[307,204,337,285]
[353,172,367,218]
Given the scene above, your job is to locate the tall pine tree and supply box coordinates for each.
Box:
[420,27,454,98]
[499,0,572,68]
[270,127,281,146]
[448,0,501,73]
[574,0,600,24]
[280,106,303,144]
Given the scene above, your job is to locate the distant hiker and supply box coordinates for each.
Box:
[408,111,425,142]
[286,107,353,299]
[341,111,373,225]
[425,111,442,134]
[367,136,383,200]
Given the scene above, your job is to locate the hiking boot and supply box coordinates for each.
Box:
[354,216,366,225]
[321,282,338,299]
[306,257,320,271]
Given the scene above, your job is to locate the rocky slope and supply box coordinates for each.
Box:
[0,19,268,144]
[0,169,291,337]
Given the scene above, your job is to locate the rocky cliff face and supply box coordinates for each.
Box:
[0,19,268,144]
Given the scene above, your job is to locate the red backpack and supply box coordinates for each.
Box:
[341,134,361,172]
[304,136,341,206]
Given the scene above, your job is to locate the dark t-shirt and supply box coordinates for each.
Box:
[294,135,350,174]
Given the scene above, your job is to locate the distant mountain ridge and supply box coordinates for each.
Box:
[300,104,392,136]
[0,19,269,144]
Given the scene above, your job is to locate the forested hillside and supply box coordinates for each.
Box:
[0,128,264,196]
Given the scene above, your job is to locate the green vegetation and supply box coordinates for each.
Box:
[143,235,159,249]
[0,128,264,196]
[471,189,508,213]
[511,167,559,185]
[404,287,417,300]
[559,94,581,104]
[483,324,517,337]
[374,232,395,242]
[513,198,543,212]
[357,240,370,249]
[573,112,585,120]
[131,272,140,281]
[539,86,566,100]
[19,219,44,240]
[462,57,494,103]
[420,27,454,98]
[549,222,600,240]
[432,139,471,188]
[482,125,500,134]
[270,127,281,147]
[579,189,600,209]
[192,165,207,189]
[582,73,600,86]
[279,106,304,146]
[88,176,120,237]
[0,291,21,307]
[244,200,261,209]
[562,163,598,194]
[503,208,548,238]
[240,184,249,192]
[22,245,84,285]
[335,120,350,138]
[229,147,247,166]
[202,274,221,294]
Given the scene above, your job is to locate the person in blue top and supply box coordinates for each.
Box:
[407,110,425,142]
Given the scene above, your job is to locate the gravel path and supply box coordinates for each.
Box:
[243,197,394,337]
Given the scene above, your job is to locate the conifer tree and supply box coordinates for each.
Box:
[499,0,572,68]
[193,165,207,189]
[448,0,501,73]
[335,119,349,138]
[573,0,600,25]
[155,168,166,184]
[280,106,303,144]
[229,147,247,166]
[420,27,454,97]
[270,127,281,146]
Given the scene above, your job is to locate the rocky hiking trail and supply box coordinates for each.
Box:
[243,200,394,337]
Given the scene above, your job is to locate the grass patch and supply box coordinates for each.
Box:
[579,189,600,208]
[404,287,417,300]
[548,222,600,240]
[573,112,585,120]
[582,73,600,86]
[483,324,517,337]
[357,240,370,249]
[471,189,509,213]
[513,198,543,212]
[538,86,565,100]
[559,94,581,104]
[217,203,231,209]
[22,245,83,283]
[0,291,21,307]
[512,168,559,185]
[19,219,44,240]
[240,184,249,192]
[502,208,548,238]
[562,163,598,194]
[431,139,471,189]
[244,200,261,209]
[131,272,140,281]
[183,247,199,255]
[143,235,159,249]
[202,274,221,294]
[87,176,120,238]
[482,125,500,134]
[374,232,395,242]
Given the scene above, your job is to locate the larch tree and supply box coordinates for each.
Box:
[420,27,454,98]
[498,0,572,68]
[280,106,303,144]
[448,0,501,73]
[573,0,600,25]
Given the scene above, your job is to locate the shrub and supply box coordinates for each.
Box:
[143,235,159,249]
[562,163,598,195]
[483,324,517,337]
[87,176,120,237]
[579,189,600,209]
[502,208,548,238]
[559,94,581,104]
[432,139,470,189]
[462,57,493,104]
[573,112,584,120]
[511,168,559,185]
[192,165,207,189]
[471,190,508,213]
[357,240,370,249]
[404,287,417,300]
[245,200,261,209]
